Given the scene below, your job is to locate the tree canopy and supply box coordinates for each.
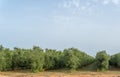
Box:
[0,45,119,72]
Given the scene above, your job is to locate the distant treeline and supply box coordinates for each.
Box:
[0,45,119,72]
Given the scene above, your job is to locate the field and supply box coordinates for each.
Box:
[1,70,120,77]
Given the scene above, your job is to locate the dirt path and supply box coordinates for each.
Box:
[1,71,120,77]
[1,74,120,77]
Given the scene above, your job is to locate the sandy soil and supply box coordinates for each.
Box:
[0,71,120,77]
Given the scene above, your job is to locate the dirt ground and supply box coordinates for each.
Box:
[0,71,120,77]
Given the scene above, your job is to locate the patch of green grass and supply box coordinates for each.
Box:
[78,62,97,71]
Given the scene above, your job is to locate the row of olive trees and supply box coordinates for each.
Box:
[0,45,119,72]
[0,45,95,72]
[0,46,45,72]
[93,51,120,71]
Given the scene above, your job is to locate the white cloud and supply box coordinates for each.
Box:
[103,0,120,5]
[61,0,93,12]
[61,0,120,8]
[63,0,80,8]
[58,0,120,15]
[111,0,120,5]
[103,0,110,5]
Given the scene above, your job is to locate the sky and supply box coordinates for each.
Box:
[0,0,120,56]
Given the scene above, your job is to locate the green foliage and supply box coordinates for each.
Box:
[110,53,120,67]
[96,50,110,71]
[4,48,13,71]
[12,46,44,72]
[44,49,64,70]
[0,52,6,71]
[30,46,44,72]
[0,47,13,71]
[63,48,79,70]
[2,45,120,72]
[63,48,95,70]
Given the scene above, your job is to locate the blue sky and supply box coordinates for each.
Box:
[0,0,120,55]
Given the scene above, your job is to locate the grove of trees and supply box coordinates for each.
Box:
[0,45,119,72]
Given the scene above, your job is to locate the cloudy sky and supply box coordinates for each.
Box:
[0,0,120,55]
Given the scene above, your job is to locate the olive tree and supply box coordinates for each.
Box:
[96,50,110,71]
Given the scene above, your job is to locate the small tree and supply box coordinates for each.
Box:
[31,46,44,72]
[110,53,120,67]
[63,48,79,70]
[96,50,110,71]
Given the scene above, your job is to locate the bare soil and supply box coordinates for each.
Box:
[0,71,120,77]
